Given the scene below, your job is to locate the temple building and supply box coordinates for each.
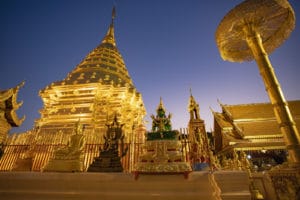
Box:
[0,8,146,171]
[0,82,25,157]
[0,82,25,142]
[212,100,300,171]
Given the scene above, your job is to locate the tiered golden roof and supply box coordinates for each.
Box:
[0,82,25,144]
[47,21,133,88]
[213,100,300,152]
[0,82,25,162]
[0,82,25,128]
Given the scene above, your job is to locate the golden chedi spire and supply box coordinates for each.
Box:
[44,6,134,89]
[37,6,146,144]
[101,6,116,46]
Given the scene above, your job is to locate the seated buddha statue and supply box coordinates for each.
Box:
[54,122,86,160]
[43,121,86,172]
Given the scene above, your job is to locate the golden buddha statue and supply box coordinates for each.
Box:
[43,121,86,172]
[54,122,85,159]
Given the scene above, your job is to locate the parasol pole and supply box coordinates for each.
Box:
[243,23,300,166]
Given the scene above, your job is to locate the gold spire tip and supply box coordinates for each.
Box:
[112,6,116,21]
[189,88,193,96]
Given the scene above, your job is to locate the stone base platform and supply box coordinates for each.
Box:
[43,159,85,172]
[12,158,33,171]
[87,151,123,172]
[0,171,251,200]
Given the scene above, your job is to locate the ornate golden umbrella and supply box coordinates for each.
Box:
[216,0,300,166]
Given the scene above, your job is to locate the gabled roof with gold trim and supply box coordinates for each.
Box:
[0,82,25,127]
[222,101,300,120]
[220,100,300,138]
[213,112,232,129]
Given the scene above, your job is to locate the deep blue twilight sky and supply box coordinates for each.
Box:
[1,0,299,133]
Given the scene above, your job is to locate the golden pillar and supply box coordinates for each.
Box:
[244,25,300,165]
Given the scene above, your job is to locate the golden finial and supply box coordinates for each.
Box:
[101,6,117,46]
[112,6,116,22]
[157,97,165,111]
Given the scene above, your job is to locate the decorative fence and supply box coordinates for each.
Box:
[0,140,191,172]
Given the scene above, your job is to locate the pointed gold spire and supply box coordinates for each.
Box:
[112,6,116,21]
[157,97,165,111]
[101,6,116,46]
[52,5,134,87]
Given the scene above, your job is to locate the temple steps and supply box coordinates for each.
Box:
[0,171,251,200]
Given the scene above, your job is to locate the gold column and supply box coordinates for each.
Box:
[244,24,300,166]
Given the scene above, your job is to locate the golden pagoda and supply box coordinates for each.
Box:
[0,7,146,172]
[37,7,145,139]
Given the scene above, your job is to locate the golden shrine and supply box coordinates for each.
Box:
[134,98,192,176]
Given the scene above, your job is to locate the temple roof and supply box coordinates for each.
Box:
[222,101,300,120]
[213,112,232,129]
[215,100,300,139]
[45,7,134,90]
[0,82,25,127]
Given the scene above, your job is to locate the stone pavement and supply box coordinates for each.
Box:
[0,171,251,200]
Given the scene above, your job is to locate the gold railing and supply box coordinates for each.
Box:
[0,141,191,172]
